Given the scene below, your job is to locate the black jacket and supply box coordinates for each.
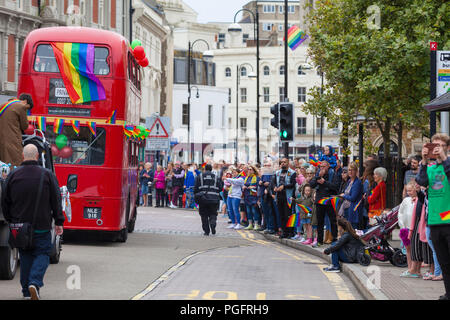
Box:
[194,171,224,205]
[1,161,64,230]
[309,169,341,204]
[324,232,365,263]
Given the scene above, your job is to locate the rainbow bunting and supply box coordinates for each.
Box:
[287,25,308,51]
[50,42,106,104]
[440,211,450,221]
[0,99,21,117]
[107,110,117,124]
[318,197,331,205]
[88,121,96,136]
[286,214,300,228]
[71,120,80,135]
[54,118,64,134]
[37,116,46,132]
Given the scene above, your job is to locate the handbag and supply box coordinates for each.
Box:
[8,171,44,250]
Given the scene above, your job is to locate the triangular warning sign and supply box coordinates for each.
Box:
[148,118,169,138]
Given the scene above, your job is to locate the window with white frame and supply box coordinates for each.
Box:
[99,0,105,26]
[298,66,306,75]
[263,66,270,76]
[225,67,231,77]
[278,24,283,32]
[228,88,232,103]
[279,65,285,75]
[279,87,285,102]
[208,105,213,126]
[240,67,247,77]
[218,33,225,43]
[297,117,307,134]
[222,106,226,127]
[240,88,247,103]
[279,5,284,13]
[263,87,270,103]
[182,104,189,125]
[263,4,275,13]
[288,5,295,13]
[263,23,274,31]
[243,34,249,44]
[298,87,307,102]
[240,118,247,129]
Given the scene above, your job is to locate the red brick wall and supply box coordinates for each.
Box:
[111,0,116,28]
[93,0,98,23]
[8,35,15,82]
[32,0,38,6]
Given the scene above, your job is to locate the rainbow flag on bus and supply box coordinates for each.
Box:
[50,42,106,104]
[88,121,96,137]
[107,110,117,124]
[37,116,46,132]
[71,120,80,135]
[54,118,64,135]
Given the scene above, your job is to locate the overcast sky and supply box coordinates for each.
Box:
[183,0,250,23]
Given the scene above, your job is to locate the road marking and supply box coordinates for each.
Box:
[256,292,266,300]
[235,231,356,300]
[203,291,238,300]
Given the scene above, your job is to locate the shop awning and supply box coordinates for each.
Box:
[423,92,450,112]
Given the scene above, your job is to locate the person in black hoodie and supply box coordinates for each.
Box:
[309,160,341,247]
[323,218,365,272]
[1,144,64,300]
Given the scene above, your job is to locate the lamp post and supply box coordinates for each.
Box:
[354,115,366,177]
[235,63,256,164]
[229,7,260,164]
[187,39,213,163]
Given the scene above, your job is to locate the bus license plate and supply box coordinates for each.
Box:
[84,207,102,220]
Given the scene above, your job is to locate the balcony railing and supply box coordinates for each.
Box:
[296,128,341,136]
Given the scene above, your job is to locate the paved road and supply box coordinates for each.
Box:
[0,206,363,300]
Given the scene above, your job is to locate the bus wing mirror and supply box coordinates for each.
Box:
[67,174,78,193]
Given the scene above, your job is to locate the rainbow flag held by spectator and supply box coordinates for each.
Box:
[286,213,300,228]
[309,154,320,167]
[296,204,312,214]
[318,197,332,205]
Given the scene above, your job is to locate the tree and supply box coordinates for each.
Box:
[303,0,449,206]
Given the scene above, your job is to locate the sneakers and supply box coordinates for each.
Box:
[302,238,313,245]
[254,224,263,231]
[227,224,236,229]
[169,204,177,209]
[28,285,40,300]
[312,242,322,248]
[234,224,244,230]
[291,235,300,240]
[323,266,341,273]
[245,223,254,230]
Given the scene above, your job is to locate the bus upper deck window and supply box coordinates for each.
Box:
[94,47,110,75]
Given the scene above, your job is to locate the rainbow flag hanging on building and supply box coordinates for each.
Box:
[286,214,300,228]
[50,42,106,104]
[107,110,117,124]
[0,99,21,117]
[287,25,308,51]
[88,121,96,137]
[72,120,80,135]
[54,118,64,135]
[37,116,46,132]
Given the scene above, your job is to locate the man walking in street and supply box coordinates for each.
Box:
[416,134,450,300]
[310,160,341,247]
[1,144,64,300]
[194,164,223,236]
[0,94,34,167]
[271,158,297,238]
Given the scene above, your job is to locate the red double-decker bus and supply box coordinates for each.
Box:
[18,27,143,242]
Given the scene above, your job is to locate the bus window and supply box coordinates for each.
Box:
[46,126,106,166]
[34,44,110,75]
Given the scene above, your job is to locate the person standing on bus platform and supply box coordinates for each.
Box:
[1,144,64,300]
[0,94,34,167]
[194,164,223,236]
[170,161,185,209]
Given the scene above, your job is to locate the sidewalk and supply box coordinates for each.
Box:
[261,231,445,300]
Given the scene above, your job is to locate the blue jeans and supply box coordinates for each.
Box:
[228,197,241,225]
[261,199,274,231]
[426,226,442,276]
[185,187,195,209]
[330,243,350,268]
[325,215,331,230]
[19,231,52,297]
[246,204,261,224]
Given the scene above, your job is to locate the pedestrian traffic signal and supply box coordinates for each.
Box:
[270,103,279,129]
[279,102,294,142]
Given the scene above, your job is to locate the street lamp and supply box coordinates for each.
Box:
[235,63,256,164]
[228,7,260,164]
[187,39,213,163]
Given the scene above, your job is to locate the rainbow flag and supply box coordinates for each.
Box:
[201,162,207,168]
[0,99,21,117]
[123,124,134,138]
[88,121,96,136]
[71,120,80,135]
[286,214,300,228]
[318,197,331,205]
[50,42,106,104]
[238,171,247,178]
[354,199,362,212]
[37,116,46,132]
[309,154,320,167]
[107,110,117,124]
[330,197,341,213]
[287,25,308,51]
[54,118,64,135]
[287,197,293,209]
[296,204,312,214]
[440,211,450,221]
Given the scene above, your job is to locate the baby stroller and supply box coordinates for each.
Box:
[357,205,407,267]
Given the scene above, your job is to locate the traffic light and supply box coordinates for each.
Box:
[270,103,279,129]
[279,102,294,142]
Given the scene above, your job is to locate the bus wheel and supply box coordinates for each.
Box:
[128,207,137,233]
[0,246,18,280]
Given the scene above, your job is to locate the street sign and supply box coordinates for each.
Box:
[146,139,170,150]
[147,117,169,138]
[437,51,450,97]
